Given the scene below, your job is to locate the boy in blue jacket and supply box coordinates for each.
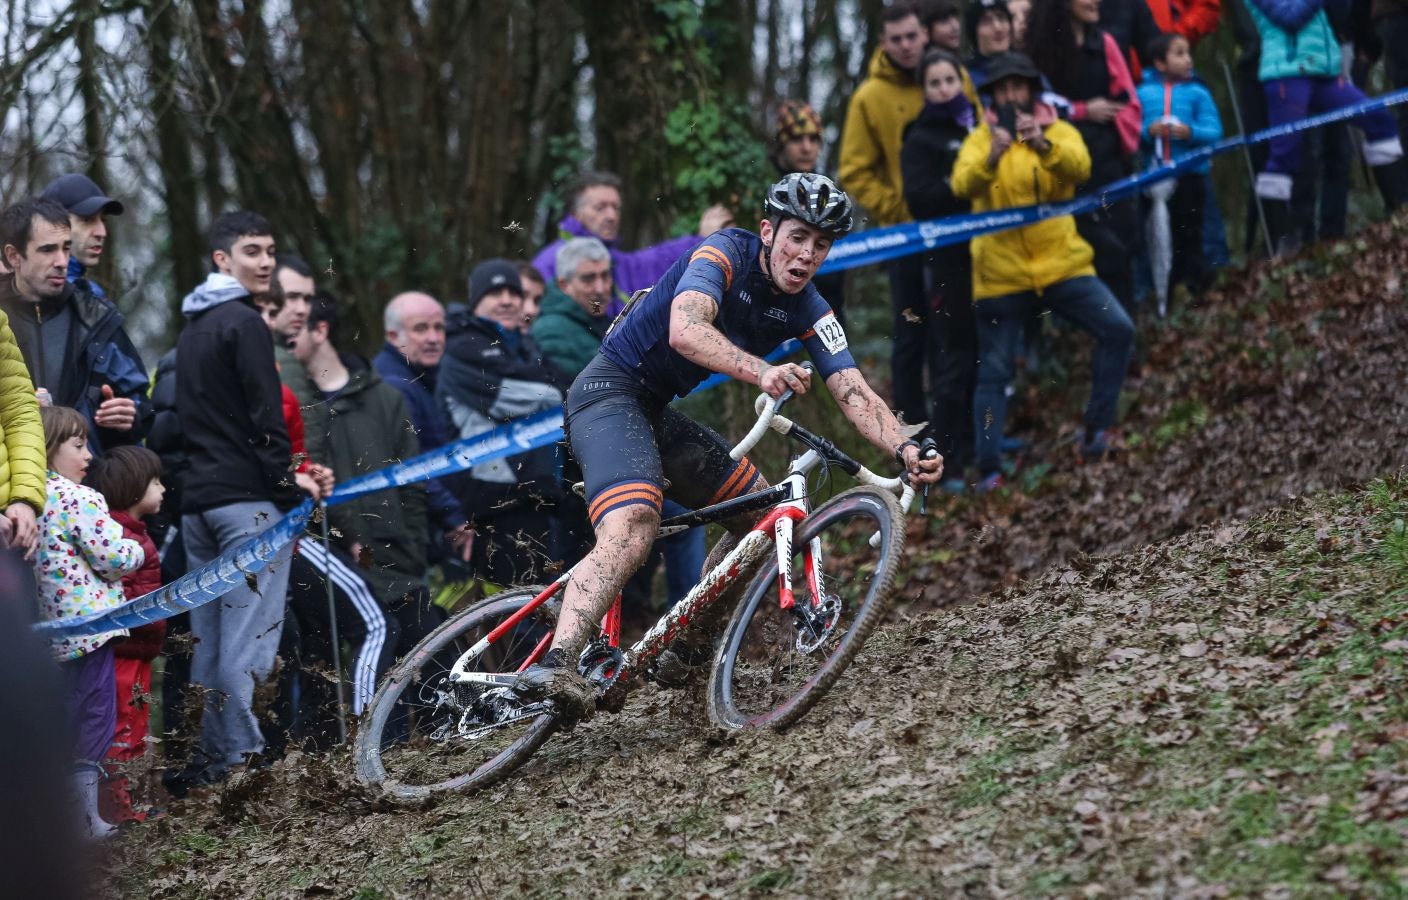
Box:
[1138,33,1224,293]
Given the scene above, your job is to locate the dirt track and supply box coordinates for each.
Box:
[107,220,1408,898]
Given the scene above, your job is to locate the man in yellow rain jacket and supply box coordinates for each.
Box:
[950,53,1134,492]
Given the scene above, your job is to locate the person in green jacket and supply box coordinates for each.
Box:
[290,292,438,657]
[531,237,614,379]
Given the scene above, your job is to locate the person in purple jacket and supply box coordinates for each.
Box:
[531,171,735,317]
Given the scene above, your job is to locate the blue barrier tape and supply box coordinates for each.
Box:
[817,86,1408,274]
[36,86,1408,639]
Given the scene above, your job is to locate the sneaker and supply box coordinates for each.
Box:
[511,649,596,724]
[975,472,1004,494]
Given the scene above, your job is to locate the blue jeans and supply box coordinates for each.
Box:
[973,276,1134,475]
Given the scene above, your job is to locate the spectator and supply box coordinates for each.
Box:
[1138,33,1224,295]
[290,292,424,732]
[950,53,1135,490]
[923,0,965,51]
[517,262,547,328]
[840,1,929,229]
[965,0,1016,87]
[439,260,567,587]
[269,255,326,459]
[373,292,474,569]
[0,199,151,449]
[902,48,979,490]
[532,171,733,316]
[839,1,934,432]
[175,210,307,784]
[1096,0,1166,70]
[1247,0,1407,252]
[0,296,44,589]
[769,101,851,329]
[39,173,122,298]
[86,445,165,825]
[533,238,616,376]
[1028,0,1144,313]
[35,406,144,839]
[1144,0,1223,45]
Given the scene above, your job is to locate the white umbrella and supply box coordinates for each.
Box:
[1145,128,1177,319]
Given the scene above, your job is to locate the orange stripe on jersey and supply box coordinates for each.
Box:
[689,246,734,289]
[798,327,816,339]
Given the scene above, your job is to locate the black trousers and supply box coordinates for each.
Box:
[921,249,976,475]
[1168,174,1209,293]
[888,253,932,429]
[1077,196,1138,313]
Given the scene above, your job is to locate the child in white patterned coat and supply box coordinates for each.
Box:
[36,407,143,839]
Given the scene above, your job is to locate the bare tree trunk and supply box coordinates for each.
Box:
[144,2,204,328]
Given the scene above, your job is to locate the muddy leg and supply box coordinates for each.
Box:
[551,504,660,659]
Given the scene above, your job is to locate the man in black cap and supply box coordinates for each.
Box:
[436,259,569,587]
[0,197,150,448]
[40,173,124,299]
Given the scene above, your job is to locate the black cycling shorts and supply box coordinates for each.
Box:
[565,355,760,527]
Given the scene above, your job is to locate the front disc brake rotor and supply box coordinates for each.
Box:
[794,593,842,653]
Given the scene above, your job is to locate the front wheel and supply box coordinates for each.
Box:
[707,486,905,731]
[353,586,561,800]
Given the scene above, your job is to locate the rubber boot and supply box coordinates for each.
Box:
[1372,158,1408,213]
[72,767,117,840]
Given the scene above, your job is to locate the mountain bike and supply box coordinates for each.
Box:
[354,374,936,800]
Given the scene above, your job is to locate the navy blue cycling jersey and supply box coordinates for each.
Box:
[598,228,857,400]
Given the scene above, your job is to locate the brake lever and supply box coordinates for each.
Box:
[771,361,815,414]
[918,437,940,516]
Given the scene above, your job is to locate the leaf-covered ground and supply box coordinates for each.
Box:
[104,220,1408,897]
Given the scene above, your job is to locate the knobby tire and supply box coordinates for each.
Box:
[707,486,905,731]
[354,586,561,800]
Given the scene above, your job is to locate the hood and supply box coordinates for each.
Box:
[866,45,915,86]
[331,353,383,402]
[555,214,616,248]
[181,272,248,316]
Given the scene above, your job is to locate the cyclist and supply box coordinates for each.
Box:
[513,173,945,721]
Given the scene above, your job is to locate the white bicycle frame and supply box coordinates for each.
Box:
[445,389,919,691]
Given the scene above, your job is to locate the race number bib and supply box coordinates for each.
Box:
[812,312,848,354]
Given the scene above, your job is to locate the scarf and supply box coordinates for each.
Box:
[921,93,976,130]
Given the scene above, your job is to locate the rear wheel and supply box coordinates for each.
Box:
[353,586,562,800]
[707,487,904,731]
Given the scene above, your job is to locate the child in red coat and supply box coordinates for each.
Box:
[87,446,166,824]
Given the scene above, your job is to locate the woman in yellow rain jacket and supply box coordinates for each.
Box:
[0,303,47,563]
[949,53,1134,491]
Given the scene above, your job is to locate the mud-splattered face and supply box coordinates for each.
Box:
[759,218,833,295]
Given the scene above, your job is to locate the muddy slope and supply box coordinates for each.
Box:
[110,477,1408,898]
